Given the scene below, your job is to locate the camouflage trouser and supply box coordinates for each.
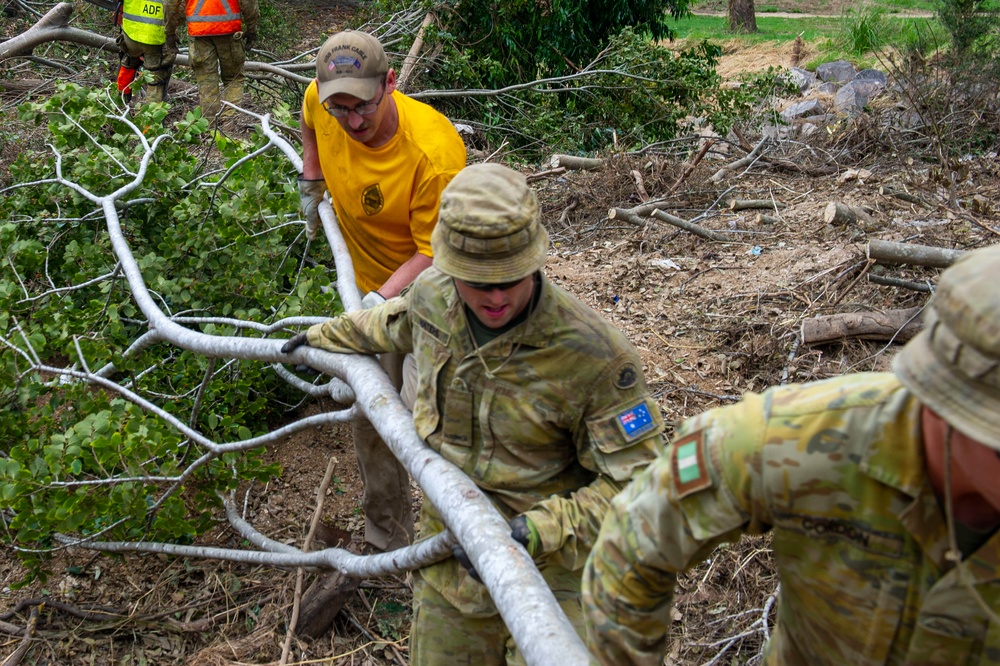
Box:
[189,34,245,119]
[117,32,172,102]
[410,565,586,665]
[350,352,415,551]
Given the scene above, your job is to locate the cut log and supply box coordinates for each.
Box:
[824,201,873,226]
[755,214,781,225]
[549,154,604,171]
[801,307,924,345]
[866,239,966,268]
[295,571,361,638]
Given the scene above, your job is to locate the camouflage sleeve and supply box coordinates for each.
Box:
[582,396,768,665]
[162,0,183,43]
[239,0,259,35]
[523,352,665,571]
[306,295,414,356]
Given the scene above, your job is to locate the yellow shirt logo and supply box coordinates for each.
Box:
[362,183,384,216]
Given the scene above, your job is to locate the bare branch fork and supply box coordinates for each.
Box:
[9,88,588,663]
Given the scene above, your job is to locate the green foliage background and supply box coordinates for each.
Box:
[0,82,339,582]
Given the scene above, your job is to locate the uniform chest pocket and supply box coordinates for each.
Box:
[904,616,976,666]
[439,378,474,471]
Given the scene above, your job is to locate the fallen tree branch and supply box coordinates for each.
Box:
[879,186,931,208]
[866,239,966,268]
[650,209,730,242]
[526,166,566,183]
[708,136,769,183]
[801,307,924,345]
[726,199,785,212]
[666,139,714,194]
[608,198,673,221]
[1,604,39,666]
[868,274,934,293]
[397,11,435,92]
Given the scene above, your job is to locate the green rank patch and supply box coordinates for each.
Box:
[672,431,712,498]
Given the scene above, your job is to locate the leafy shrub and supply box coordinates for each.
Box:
[413,0,692,89]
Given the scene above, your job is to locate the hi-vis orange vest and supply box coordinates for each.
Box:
[185,0,242,36]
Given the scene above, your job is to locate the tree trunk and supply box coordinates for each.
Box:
[728,0,758,34]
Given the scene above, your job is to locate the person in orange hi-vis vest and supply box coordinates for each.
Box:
[115,0,175,103]
[164,0,259,119]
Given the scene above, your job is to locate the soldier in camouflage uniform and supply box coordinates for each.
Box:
[582,243,1000,665]
[282,163,665,664]
[164,0,259,119]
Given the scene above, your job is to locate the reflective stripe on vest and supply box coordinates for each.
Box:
[121,0,166,45]
[186,0,242,37]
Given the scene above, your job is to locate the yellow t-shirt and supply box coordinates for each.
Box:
[302,81,466,293]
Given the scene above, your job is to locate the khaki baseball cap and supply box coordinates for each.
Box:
[432,163,549,284]
[316,30,388,101]
[894,243,1000,450]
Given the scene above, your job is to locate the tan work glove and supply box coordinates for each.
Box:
[298,177,327,240]
[360,291,386,309]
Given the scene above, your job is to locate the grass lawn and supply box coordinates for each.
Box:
[691,0,938,13]
[671,13,942,44]
[667,7,948,70]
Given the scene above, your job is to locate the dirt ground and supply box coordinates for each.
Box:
[2,3,1000,665]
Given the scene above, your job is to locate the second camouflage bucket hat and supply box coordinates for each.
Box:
[893,243,1000,450]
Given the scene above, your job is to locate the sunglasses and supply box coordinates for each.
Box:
[460,278,525,292]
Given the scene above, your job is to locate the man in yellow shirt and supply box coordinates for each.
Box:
[299,30,466,552]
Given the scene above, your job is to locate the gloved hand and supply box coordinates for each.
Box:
[360,291,386,310]
[510,515,541,557]
[281,332,309,354]
[159,49,176,69]
[298,177,327,240]
[162,38,178,58]
[452,544,482,584]
[243,31,257,52]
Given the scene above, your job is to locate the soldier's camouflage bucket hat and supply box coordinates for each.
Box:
[894,243,1000,450]
[432,163,549,284]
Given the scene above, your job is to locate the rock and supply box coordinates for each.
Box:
[817,59,856,83]
[780,98,827,121]
[799,122,820,137]
[855,68,888,86]
[834,82,868,114]
[816,82,839,95]
[800,113,837,125]
[850,78,886,100]
[786,66,817,92]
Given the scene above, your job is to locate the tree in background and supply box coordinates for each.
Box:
[728,0,757,34]
[937,0,999,59]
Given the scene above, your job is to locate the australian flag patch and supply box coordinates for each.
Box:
[616,403,654,441]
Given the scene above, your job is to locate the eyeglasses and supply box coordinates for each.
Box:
[322,79,387,118]
[460,278,525,292]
